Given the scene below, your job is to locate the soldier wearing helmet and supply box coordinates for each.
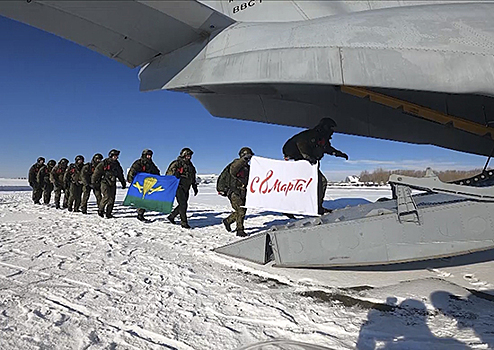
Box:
[127,149,160,222]
[165,147,198,229]
[283,117,348,215]
[37,159,56,205]
[92,149,126,218]
[64,155,86,212]
[50,158,69,209]
[80,153,104,214]
[221,147,254,237]
[28,156,45,204]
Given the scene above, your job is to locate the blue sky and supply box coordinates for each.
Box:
[0,16,487,181]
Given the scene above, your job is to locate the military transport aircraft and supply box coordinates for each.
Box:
[2,0,494,267]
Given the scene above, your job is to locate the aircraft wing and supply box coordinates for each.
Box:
[0,0,234,68]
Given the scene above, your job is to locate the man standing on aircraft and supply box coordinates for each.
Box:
[50,158,69,209]
[37,159,56,205]
[283,118,348,215]
[65,155,85,212]
[221,147,254,237]
[92,149,126,219]
[28,157,45,205]
[80,153,104,214]
[127,149,160,222]
[166,148,198,229]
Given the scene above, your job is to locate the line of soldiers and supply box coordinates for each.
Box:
[28,150,126,218]
[28,117,346,235]
[27,148,199,229]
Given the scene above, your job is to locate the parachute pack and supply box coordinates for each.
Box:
[216,162,235,196]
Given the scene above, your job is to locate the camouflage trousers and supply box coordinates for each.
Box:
[42,183,53,204]
[318,169,328,211]
[81,185,102,213]
[225,192,247,231]
[53,186,69,208]
[99,183,116,216]
[31,184,42,204]
[169,186,190,224]
[68,183,83,212]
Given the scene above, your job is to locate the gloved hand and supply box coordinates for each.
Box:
[337,151,349,160]
[192,184,198,196]
[121,182,126,189]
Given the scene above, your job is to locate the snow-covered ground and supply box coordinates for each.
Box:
[0,178,493,349]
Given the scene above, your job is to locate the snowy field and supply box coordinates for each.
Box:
[1,178,493,349]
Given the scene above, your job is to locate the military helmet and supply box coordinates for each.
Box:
[316,117,337,132]
[92,153,103,162]
[59,158,69,165]
[108,149,120,157]
[180,148,193,157]
[37,157,45,163]
[47,159,56,167]
[75,155,85,162]
[239,147,254,158]
[142,149,153,157]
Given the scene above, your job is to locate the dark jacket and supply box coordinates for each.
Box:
[28,163,43,187]
[37,164,55,187]
[166,156,197,190]
[92,158,126,188]
[64,162,84,186]
[229,157,250,197]
[283,128,346,163]
[50,164,68,189]
[127,156,160,183]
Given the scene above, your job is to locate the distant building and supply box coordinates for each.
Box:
[345,175,360,184]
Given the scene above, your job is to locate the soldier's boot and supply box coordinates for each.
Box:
[167,214,176,225]
[67,206,73,212]
[236,229,247,237]
[62,203,68,209]
[318,206,332,215]
[181,222,191,229]
[98,209,104,218]
[81,206,87,214]
[137,213,149,222]
[222,218,232,232]
[106,213,114,219]
[55,202,60,209]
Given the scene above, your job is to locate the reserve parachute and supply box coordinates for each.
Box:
[216,162,235,196]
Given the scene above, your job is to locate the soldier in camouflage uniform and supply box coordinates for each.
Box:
[65,155,85,212]
[28,157,45,204]
[127,149,160,222]
[166,148,198,229]
[92,149,126,219]
[50,158,69,209]
[282,118,348,215]
[80,153,103,214]
[37,159,56,205]
[222,147,254,237]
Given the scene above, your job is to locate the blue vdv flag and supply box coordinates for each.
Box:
[123,173,180,214]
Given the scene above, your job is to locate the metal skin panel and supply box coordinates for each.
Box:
[0,0,234,68]
[269,200,494,267]
[213,231,270,265]
[164,3,494,93]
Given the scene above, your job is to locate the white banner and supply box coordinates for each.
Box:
[245,156,319,216]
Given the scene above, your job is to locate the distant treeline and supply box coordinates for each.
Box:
[358,168,486,184]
